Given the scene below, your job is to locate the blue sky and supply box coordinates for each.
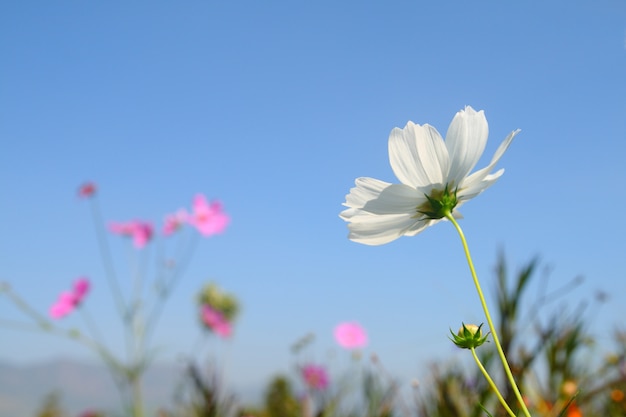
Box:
[1,0,625,397]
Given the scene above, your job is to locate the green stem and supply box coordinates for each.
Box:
[132,374,144,417]
[89,198,127,316]
[470,347,516,417]
[445,213,531,417]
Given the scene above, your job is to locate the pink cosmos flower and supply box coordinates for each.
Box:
[50,292,75,319]
[334,322,368,349]
[189,194,229,236]
[301,364,329,390]
[163,209,188,236]
[201,305,232,337]
[78,411,100,417]
[109,220,154,249]
[49,278,91,319]
[73,278,90,304]
[78,182,97,198]
[130,222,153,248]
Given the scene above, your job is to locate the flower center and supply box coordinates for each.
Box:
[416,184,458,219]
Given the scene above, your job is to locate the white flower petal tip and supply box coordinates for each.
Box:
[340,107,519,245]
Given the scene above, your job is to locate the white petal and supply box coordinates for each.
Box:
[445,106,488,186]
[342,177,392,210]
[346,212,426,245]
[340,184,427,245]
[360,183,423,214]
[389,122,449,188]
[404,219,436,236]
[461,128,520,190]
[458,169,504,201]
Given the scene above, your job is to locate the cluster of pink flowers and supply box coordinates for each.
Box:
[187,195,230,236]
[163,194,230,237]
[109,220,154,249]
[301,364,329,390]
[294,323,368,394]
[49,278,90,319]
[200,305,232,338]
[163,209,188,236]
[107,194,229,249]
[334,321,368,349]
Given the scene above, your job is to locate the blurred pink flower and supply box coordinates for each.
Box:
[78,411,100,417]
[50,292,75,319]
[109,220,154,249]
[334,322,368,349]
[163,209,188,236]
[301,364,329,390]
[73,278,90,304]
[189,194,229,236]
[78,182,97,198]
[49,278,91,319]
[201,305,231,337]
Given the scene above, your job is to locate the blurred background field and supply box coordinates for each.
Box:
[5,253,626,416]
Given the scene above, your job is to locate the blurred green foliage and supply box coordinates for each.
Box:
[31,253,626,417]
[197,283,240,323]
[414,251,626,417]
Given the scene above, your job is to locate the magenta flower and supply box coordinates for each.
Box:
[163,209,188,236]
[334,322,368,349]
[77,182,97,198]
[50,292,75,319]
[78,411,101,417]
[201,305,232,337]
[189,194,229,236]
[301,364,329,390]
[49,278,91,319]
[132,222,153,248]
[109,220,154,249]
[73,278,90,304]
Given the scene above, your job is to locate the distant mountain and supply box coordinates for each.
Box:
[0,358,260,417]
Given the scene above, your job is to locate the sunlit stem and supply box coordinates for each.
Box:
[445,212,532,417]
[470,347,516,417]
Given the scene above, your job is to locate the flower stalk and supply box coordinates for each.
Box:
[445,212,531,417]
[470,346,516,417]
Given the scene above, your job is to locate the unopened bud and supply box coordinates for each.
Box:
[450,323,489,349]
[458,323,481,337]
[562,380,578,397]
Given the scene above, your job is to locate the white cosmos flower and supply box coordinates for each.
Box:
[340,106,520,246]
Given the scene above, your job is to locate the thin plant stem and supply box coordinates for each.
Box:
[131,375,144,417]
[89,198,127,316]
[2,286,124,369]
[144,232,198,347]
[2,284,51,326]
[78,306,107,351]
[470,347,516,417]
[90,199,146,416]
[445,212,532,417]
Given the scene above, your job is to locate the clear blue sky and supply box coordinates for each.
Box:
[1,0,625,395]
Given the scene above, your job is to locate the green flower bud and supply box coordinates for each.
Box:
[450,323,489,349]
